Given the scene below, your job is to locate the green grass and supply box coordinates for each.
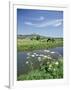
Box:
[17,38,63,51]
[17,58,63,80]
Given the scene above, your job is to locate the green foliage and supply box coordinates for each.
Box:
[36,35,40,40]
[17,58,63,80]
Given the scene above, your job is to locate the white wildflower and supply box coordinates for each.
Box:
[51,52,55,54]
[31,54,35,57]
[33,53,37,55]
[43,55,48,58]
[38,57,41,62]
[44,50,50,52]
[26,61,29,64]
[55,62,59,65]
[49,64,52,68]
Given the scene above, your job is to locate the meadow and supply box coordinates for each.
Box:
[17,36,63,51]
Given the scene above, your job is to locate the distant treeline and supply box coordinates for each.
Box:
[17,34,63,40]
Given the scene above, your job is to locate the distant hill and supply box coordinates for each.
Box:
[17,34,63,39]
[17,34,47,39]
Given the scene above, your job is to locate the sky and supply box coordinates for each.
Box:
[17,9,63,38]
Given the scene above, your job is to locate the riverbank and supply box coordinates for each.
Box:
[17,57,63,80]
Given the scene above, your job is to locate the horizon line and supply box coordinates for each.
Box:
[17,34,63,38]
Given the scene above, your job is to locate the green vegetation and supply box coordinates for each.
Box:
[17,34,63,80]
[17,58,63,80]
[17,35,63,51]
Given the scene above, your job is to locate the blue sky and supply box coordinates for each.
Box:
[17,9,63,37]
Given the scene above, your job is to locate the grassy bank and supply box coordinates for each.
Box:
[17,38,63,51]
[17,58,63,80]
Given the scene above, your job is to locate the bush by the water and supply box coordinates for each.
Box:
[17,58,63,80]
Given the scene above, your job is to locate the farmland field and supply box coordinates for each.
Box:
[17,37,63,51]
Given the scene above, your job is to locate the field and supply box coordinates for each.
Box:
[17,35,63,51]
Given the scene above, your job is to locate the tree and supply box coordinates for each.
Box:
[36,35,40,40]
[47,38,51,42]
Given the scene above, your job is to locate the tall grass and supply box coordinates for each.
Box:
[17,39,63,51]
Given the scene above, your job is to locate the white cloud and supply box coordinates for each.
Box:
[24,19,63,28]
[24,22,35,26]
[53,22,62,27]
[53,19,63,27]
[36,19,63,28]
